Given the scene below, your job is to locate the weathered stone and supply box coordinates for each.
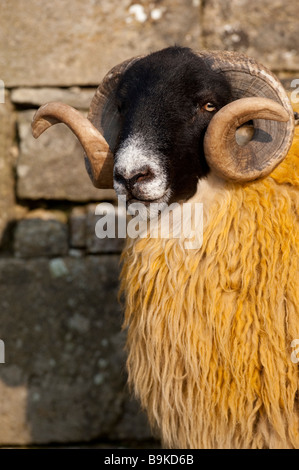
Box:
[14,209,68,258]
[1,0,202,87]
[16,110,117,202]
[0,374,31,445]
[0,256,150,445]
[68,248,85,258]
[69,206,87,249]
[11,87,96,110]
[202,0,299,71]
[111,394,157,443]
[0,91,16,249]
[70,204,127,253]
[86,203,126,254]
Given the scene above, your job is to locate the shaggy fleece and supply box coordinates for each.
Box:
[120,121,299,449]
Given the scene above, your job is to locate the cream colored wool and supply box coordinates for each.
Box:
[120,126,299,449]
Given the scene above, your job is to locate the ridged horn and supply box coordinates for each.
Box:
[198,50,294,181]
[32,102,113,188]
[204,97,290,181]
[31,57,141,189]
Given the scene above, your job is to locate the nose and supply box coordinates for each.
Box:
[114,166,153,190]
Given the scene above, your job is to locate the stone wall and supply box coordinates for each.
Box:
[0,0,298,447]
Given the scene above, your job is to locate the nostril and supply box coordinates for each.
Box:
[114,166,154,189]
[130,169,153,185]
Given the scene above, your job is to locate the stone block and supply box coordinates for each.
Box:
[0,92,16,249]
[86,203,126,254]
[1,0,202,87]
[69,204,127,253]
[0,256,151,445]
[16,110,116,202]
[69,206,87,249]
[202,0,299,71]
[14,209,68,258]
[110,394,157,443]
[11,87,96,110]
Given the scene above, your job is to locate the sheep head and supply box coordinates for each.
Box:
[32,47,294,204]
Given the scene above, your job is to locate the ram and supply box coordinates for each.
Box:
[32,47,299,449]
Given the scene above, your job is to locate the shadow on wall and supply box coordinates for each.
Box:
[0,228,157,447]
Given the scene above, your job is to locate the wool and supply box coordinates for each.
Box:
[120,120,299,449]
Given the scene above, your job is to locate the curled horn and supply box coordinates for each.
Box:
[204,97,290,181]
[31,57,140,189]
[199,50,295,182]
[32,102,114,188]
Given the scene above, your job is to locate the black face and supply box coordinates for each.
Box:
[113,46,232,207]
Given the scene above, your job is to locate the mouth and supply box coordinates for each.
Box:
[127,197,160,206]
[126,187,172,206]
[125,187,172,219]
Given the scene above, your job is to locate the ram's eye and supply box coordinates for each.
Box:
[202,102,216,112]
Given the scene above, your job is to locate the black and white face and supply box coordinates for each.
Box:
[113,47,232,214]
